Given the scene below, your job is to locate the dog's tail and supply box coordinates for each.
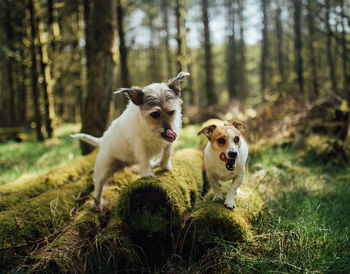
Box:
[70,133,100,147]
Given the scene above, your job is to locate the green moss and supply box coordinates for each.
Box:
[0,151,97,211]
[186,185,264,243]
[0,172,93,247]
[116,149,203,233]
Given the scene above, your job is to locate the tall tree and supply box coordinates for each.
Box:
[226,0,238,98]
[162,0,173,78]
[275,3,286,90]
[237,0,247,99]
[117,0,129,89]
[5,0,16,124]
[260,0,269,98]
[26,0,44,141]
[175,0,188,73]
[80,0,116,154]
[340,0,348,95]
[201,0,217,105]
[293,0,304,94]
[37,0,55,138]
[325,0,337,95]
[306,0,319,97]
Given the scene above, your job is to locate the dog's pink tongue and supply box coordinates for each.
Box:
[165,129,177,142]
[219,152,227,162]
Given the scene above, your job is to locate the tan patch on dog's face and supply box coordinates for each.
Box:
[210,126,242,152]
[140,83,182,136]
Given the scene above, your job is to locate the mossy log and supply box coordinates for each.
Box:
[0,152,98,248]
[0,151,97,211]
[185,185,263,244]
[116,149,203,233]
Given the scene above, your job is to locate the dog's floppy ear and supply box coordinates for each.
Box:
[197,124,217,140]
[114,86,144,105]
[168,71,190,96]
[231,121,247,130]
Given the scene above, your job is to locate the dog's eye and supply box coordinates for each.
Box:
[234,136,240,143]
[167,110,175,115]
[217,138,226,144]
[150,111,160,119]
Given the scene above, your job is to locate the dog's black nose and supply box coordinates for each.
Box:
[228,151,237,159]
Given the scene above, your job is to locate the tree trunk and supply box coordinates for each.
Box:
[18,48,27,125]
[116,0,128,111]
[293,0,304,94]
[275,5,286,91]
[5,1,16,125]
[325,0,338,95]
[116,0,129,88]
[81,0,116,154]
[148,15,160,82]
[340,0,348,95]
[162,0,173,79]
[260,0,269,98]
[238,0,247,100]
[201,0,216,105]
[37,0,55,138]
[175,0,188,73]
[306,0,319,98]
[226,0,238,99]
[26,0,44,141]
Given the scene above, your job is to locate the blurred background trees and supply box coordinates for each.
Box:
[0,0,349,154]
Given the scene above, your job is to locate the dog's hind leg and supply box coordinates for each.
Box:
[91,152,112,211]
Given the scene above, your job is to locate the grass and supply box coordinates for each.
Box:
[223,146,350,273]
[0,123,82,186]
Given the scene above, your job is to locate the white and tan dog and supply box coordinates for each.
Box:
[71,72,190,210]
[198,122,248,208]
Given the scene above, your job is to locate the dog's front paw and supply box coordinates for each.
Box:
[212,192,223,201]
[160,161,172,172]
[90,198,103,212]
[141,170,155,177]
[224,197,235,209]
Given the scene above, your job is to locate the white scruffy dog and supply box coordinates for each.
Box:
[198,122,248,208]
[71,72,190,210]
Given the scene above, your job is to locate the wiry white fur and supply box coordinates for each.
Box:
[204,128,248,208]
[72,99,182,211]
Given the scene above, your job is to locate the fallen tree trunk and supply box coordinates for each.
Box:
[0,151,97,211]
[116,149,204,233]
[184,185,264,245]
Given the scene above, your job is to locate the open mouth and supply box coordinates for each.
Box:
[226,158,235,171]
[161,129,177,143]
[219,152,236,171]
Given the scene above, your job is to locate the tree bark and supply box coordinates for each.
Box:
[175,0,188,73]
[201,0,216,105]
[26,0,44,141]
[226,0,238,99]
[306,0,319,97]
[293,0,304,94]
[275,5,286,90]
[116,0,129,88]
[162,0,173,79]
[325,0,338,95]
[238,0,247,100]
[81,0,116,154]
[37,0,55,138]
[260,0,269,98]
[5,1,16,125]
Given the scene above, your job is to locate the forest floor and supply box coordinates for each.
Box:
[1,119,350,272]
